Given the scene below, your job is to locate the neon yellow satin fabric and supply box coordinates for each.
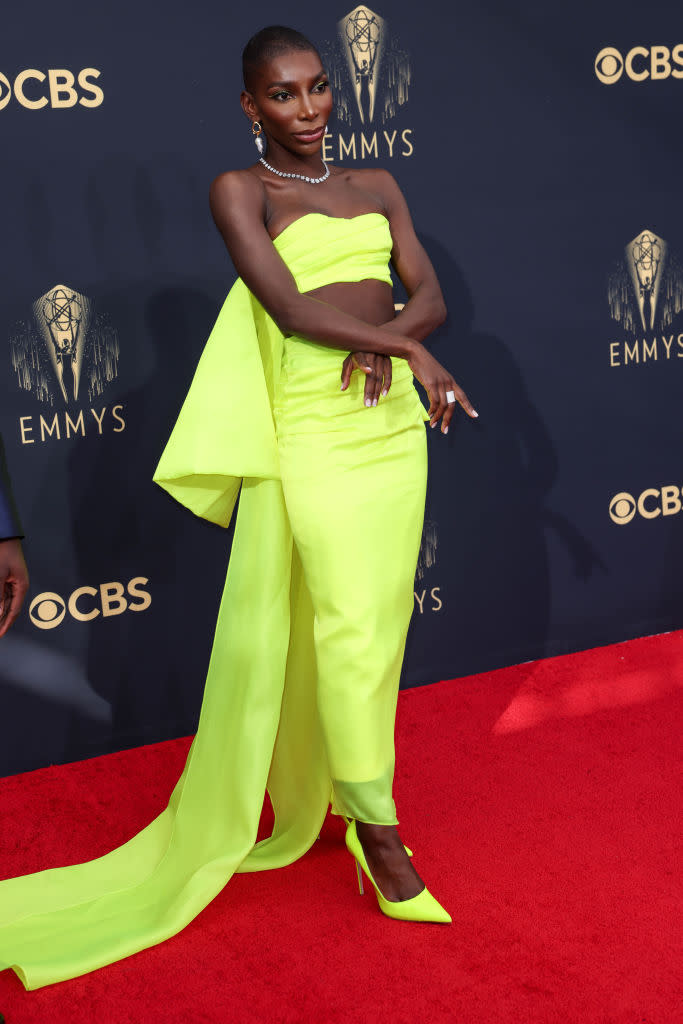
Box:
[0,212,428,990]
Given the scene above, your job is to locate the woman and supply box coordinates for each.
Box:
[0,26,476,990]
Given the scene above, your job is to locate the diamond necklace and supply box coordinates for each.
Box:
[259,156,330,185]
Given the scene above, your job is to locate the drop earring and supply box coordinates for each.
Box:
[252,121,265,156]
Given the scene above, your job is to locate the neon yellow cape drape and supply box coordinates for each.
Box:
[0,280,333,989]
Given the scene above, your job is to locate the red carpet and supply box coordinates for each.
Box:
[0,631,680,1023]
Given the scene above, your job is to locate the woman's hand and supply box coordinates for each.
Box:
[340,352,393,407]
[407,344,478,433]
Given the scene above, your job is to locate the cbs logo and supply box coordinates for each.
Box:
[29,577,151,630]
[609,487,683,525]
[0,68,103,111]
[595,45,683,84]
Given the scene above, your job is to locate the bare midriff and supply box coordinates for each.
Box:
[303,278,396,330]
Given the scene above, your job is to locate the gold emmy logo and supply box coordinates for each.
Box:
[9,283,125,444]
[0,68,103,110]
[609,487,682,525]
[607,229,683,369]
[29,577,152,630]
[594,45,683,84]
[321,6,413,162]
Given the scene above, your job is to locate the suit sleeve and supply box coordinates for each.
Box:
[0,433,24,541]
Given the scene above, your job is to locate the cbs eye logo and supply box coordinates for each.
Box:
[609,492,637,524]
[595,45,683,84]
[595,47,624,84]
[29,591,67,629]
[609,486,683,525]
[29,577,151,630]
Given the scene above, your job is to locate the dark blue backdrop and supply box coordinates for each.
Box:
[2,0,683,775]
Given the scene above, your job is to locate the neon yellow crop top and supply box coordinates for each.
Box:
[273,212,393,292]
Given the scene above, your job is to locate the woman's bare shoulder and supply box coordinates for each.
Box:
[210,166,265,203]
[344,166,399,188]
[208,168,269,235]
[343,166,403,204]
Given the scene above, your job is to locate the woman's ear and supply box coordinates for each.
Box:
[240,90,258,121]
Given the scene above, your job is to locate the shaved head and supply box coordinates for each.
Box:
[242,26,319,90]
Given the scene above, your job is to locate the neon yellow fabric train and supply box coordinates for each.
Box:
[0,213,429,989]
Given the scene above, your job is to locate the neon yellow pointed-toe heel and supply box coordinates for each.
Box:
[344,818,451,924]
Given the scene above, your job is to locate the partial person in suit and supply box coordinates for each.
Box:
[0,434,29,637]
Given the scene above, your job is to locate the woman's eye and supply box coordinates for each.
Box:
[314,81,330,92]
[271,91,290,101]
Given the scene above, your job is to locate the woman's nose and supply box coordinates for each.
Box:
[298,96,316,119]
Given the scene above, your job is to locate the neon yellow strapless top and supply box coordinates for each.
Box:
[272,211,393,291]
[153,212,396,526]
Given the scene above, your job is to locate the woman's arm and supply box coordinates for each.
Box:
[209,170,476,430]
[373,168,447,343]
[209,170,415,361]
[340,169,450,403]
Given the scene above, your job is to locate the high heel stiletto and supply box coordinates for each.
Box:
[345,819,452,924]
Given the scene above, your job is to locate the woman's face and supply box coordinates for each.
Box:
[242,48,333,157]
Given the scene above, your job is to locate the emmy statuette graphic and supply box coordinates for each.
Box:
[627,231,665,333]
[338,5,385,124]
[9,283,120,406]
[35,286,90,403]
[325,6,410,129]
[608,228,683,337]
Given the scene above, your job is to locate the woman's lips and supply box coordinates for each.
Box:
[292,126,325,142]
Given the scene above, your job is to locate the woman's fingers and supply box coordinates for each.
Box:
[356,352,377,406]
[455,385,478,419]
[429,380,447,430]
[408,346,478,434]
[371,358,385,405]
[340,354,353,391]
[438,382,479,433]
[381,356,392,397]
[341,353,395,406]
[342,351,374,396]
[366,367,383,406]
[442,382,461,434]
[426,385,438,422]
[370,356,391,404]
[353,352,387,407]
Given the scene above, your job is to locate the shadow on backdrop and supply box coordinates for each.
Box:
[402,236,605,687]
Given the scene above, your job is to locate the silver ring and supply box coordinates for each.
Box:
[446,390,456,404]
